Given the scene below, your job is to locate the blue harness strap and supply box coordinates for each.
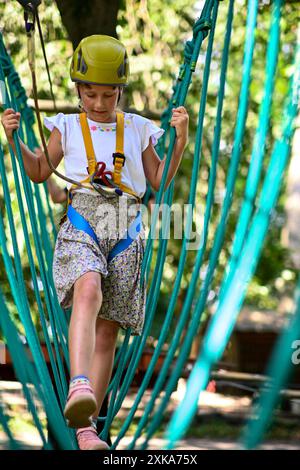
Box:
[67,204,99,245]
[67,205,142,263]
[108,211,142,263]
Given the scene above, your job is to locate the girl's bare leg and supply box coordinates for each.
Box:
[89,317,119,420]
[68,271,102,378]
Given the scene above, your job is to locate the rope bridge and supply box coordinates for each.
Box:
[0,0,299,450]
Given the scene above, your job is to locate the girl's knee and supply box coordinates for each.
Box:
[74,272,102,306]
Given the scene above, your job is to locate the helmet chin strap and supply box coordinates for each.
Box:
[76,84,83,111]
[117,87,123,104]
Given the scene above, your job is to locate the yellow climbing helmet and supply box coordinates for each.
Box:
[70,35,129,86]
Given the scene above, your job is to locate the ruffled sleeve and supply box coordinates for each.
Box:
[141,119,165,152]
[44,113,66,153]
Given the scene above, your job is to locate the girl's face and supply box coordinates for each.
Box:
[78,83,121,122]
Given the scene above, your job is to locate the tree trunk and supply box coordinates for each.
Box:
[55,0,120,49]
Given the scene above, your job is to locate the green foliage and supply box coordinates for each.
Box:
[0,1,73,101]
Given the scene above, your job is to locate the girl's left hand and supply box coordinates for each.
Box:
[170,106,189,143]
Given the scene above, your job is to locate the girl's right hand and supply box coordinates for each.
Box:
[1,108,21,144]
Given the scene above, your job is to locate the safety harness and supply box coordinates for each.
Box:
[66,112,142,262]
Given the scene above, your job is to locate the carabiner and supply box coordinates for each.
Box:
[90,162,123,198]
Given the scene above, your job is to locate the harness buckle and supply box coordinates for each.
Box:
[112,152,126,166]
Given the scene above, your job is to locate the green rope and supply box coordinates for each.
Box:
[0,287,74,449]
[241,279,300,449]
[241,36,300,449]
[165,25,299,447]
[219,0,282,299]
[113,0,221,450]
[140,0,237,449]
[0,35,74,449]
[141,0,214,285]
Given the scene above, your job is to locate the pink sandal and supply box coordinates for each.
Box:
[76,426,110,451]
[64,379,97,429]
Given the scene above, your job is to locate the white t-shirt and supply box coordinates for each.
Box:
[44,112,165,198]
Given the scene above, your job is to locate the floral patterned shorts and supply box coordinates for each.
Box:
[53,192,146,336]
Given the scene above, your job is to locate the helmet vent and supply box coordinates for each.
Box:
[117,52,128,78]
[76,49,82,72]
[80,58,87,74]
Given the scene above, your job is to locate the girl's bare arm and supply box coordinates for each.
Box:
[1,108,63,183]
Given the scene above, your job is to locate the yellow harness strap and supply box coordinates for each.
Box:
[60,112,140,226]
[78,112,139,200]
[113,112,125,186]
[79,112,97,175]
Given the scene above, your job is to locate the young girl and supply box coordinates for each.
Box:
[1,35,189,450]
